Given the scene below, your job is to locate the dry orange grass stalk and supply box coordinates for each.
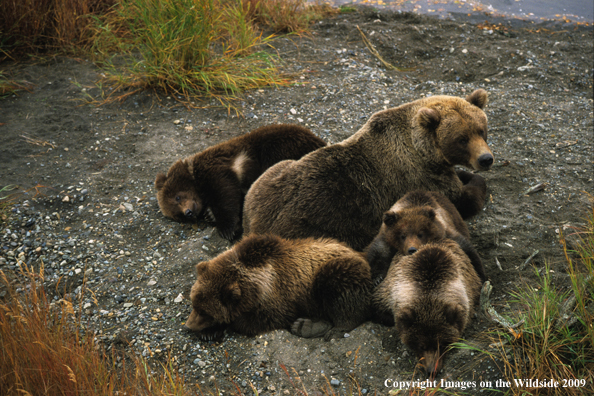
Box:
[0,265,194,395]
[0,0,116,53]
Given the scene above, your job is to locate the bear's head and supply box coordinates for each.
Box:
[155,159,203,221]
[185,258,245,333]
[395,301,466,375]
[382,207,446,255]
[415,89,494,171]
[185,236,278,334]
[393,243,470,375]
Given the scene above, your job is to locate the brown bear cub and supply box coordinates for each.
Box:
[185,234,372,341]
[374,239,482,375]
[243,90,493,251]
[366,190,486,282]
[155,124,326,240]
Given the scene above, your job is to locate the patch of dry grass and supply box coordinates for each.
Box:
[0,0,116,54]
[242,0,337,33]
[0,264,197,395]
[1,0,338,109]
[469,206,594,395]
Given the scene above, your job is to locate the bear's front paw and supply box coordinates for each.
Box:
[195,327,226,342]
[218,226,237,241]
[291,318,332,338]
[204,207,216,222]
[455,169,474,185]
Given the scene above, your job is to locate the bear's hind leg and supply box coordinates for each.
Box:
[312,256,373,334]
[291,318,332,338]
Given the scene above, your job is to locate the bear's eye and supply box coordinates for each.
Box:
[418,233,424,239]
[175,196,181,202]
[459,137,469,145]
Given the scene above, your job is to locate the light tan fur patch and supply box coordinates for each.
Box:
[388,199,410,213]
[232,151,250,182]
[248,264,277,301]
[435,207,458,237]
[442,276,470,312]
[183,156,195,178]
[390,274,418,308]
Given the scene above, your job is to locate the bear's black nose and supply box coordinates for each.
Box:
[185,209,194,217]
[478,153,493,169]
[407,247,418,254]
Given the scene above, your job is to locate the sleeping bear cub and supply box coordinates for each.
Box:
[185,234,373,341]
[155,124,326,240]
[374,239,482,375]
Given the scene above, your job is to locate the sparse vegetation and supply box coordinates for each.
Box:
[0,0,333,107]
[0,0,116,54]
[0,185,18,224]
[242,0,337,33]
[96,0,294,108]
[467,206,594,395]
[0,265,199,395]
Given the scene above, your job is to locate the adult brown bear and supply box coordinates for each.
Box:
[155,124,326,240]
[243,90,493,250]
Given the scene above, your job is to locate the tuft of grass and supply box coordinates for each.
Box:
[0,0,116,54]
[339,5,358,14]
[0,264,197,395]
[465,206,594,395]
[0,72,33,97]
[94,0,294,109]
[1,0,338,109]
[242,0,337,33]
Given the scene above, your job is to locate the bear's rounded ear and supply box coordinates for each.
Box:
[383,212,399,226]
[155,173,167,191]
[416,107,441,130]
[236,234,280,268]
[196,261,210,276]
[466,89,488,109]
[421,208,436,220]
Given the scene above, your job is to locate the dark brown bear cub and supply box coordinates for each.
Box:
[244,90,492,251]
[374,239,482,375]
[366,190,486,282]
[185,234,372,341]
[155,124,326,240]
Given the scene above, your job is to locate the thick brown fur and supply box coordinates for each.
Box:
[185,234,372,341]
[155,124,326,240]
[366,190,486,282]
[374,239,482,375]
[243,90,492,251]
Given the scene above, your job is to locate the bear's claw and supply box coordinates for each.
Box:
[204,207,216,222]
[218,227,236,241]
[195,328,225,342]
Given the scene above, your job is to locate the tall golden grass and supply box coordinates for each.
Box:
[0,264,195,395]
[0,0,116,54]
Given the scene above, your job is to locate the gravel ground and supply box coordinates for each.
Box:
[1,7,592,395]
